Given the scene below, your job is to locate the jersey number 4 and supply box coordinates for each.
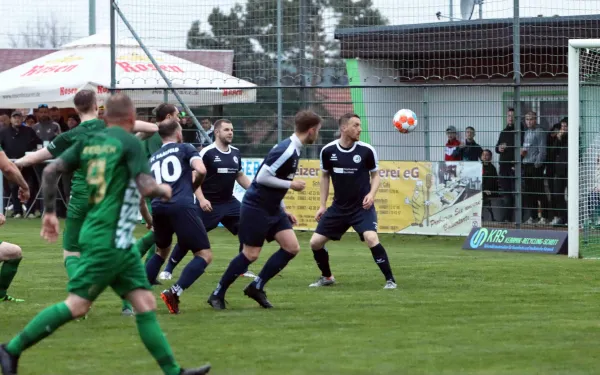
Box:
[151,155,182,184]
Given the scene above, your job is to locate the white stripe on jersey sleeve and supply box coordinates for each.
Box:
[319,140,338,172]
[199,143,216,158]
[189,156,202,166]
[358,141,379,172]
[266,142,296,175]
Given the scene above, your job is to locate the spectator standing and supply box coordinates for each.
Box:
[199,117,215,148]
[181,113,201,148]
[0,112,41,218]
[521,111,547,224]
[495,107,518,222]
[50,107,68,132]
[444,125,461,161]
[24,115,36,127]
[66,114,80,130]
[542,122,561,222]
[551,118,568,225]
[453,126,483,161]
[481,149,499,221]
[32,104,61,143]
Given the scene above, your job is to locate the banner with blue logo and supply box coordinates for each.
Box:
[463,227,568,254]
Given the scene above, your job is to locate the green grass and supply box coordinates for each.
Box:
[2,219,600,375]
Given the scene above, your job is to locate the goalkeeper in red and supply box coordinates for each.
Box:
[0,94,211,375]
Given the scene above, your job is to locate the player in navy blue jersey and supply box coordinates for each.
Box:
[159,119,256,281]
[308,113,397,289]
[207,110,322,309]
[143,119,211,314]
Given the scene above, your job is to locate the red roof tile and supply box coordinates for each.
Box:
[0,48,234,75]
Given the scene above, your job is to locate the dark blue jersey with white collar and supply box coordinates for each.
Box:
[199,143,242,203]
[243,134,302,213]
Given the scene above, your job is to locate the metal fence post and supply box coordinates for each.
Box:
[277,0,283,142]
[423,86,431,161]
[513,0,522,228]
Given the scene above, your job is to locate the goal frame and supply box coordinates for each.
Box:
[567,39,600,258]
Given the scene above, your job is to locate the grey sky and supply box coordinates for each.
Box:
[0,0,599,50]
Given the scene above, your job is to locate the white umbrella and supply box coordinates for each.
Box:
[0,31,257,108]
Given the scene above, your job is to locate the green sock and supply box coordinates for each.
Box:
[135,311,181,375]
[6,302,73,356]
[0,258,22,299]
[64,256,80,280]
[122,299,133,311]
[136,231,156,259]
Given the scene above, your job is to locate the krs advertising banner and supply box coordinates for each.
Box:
[234,159,482,236]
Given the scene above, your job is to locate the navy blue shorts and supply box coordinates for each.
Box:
[200,197,241,234]
[315,205,377,241]
[152,204,211,251]
[238,204,293,247]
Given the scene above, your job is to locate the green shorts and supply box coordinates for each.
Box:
[62,197,88,253]
[67,247,151,301]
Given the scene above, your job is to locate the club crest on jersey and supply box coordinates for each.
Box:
[233,156,238,164]
[353,155,361,163]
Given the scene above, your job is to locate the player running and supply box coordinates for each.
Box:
[0,93,211,375]
[135,103,183,283]
[0,146,30,303]
[143,119,211,315]
[308,113,397,289]
[160,119,256,282]
[207,110,321,309]
[15,89,158,316]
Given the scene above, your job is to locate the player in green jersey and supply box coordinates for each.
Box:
[0,145,30,303]
[15,90,158,316]
[0,93,211,375]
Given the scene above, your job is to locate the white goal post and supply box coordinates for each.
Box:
[568,39,600,258]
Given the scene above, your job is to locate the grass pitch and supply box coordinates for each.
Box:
[2,219,600,375]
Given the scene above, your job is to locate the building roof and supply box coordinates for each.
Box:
[335,14,600,80]
[0,48,234,75]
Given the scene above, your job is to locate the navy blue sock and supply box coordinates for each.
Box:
[312,248,332,277]
[164,244,188,274]
[171,256,208,295]
[252,248,295,290]
[145,253,165,284]
[213,252,252,298]
[370,244,395,282]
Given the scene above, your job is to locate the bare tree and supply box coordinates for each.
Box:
[9,13,73,49]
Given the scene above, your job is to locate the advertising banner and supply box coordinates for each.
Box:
[462,227,568,254]
[234,159,482,236]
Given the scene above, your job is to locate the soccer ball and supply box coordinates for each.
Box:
[393,109,418,133]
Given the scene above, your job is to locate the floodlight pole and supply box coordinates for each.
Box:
[449,0,454,21]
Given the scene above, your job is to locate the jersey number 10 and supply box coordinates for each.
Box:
[151,155,182,184]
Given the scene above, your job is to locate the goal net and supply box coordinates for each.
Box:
[569,40,600,258]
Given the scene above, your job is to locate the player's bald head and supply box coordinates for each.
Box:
[104,93,136,129]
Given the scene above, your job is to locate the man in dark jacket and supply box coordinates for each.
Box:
[481,149,499,221]
[551,118,568,225]
[495,107,518,222]
[542,123,561,222]
[453,126,483,161]
[0,112,41,217]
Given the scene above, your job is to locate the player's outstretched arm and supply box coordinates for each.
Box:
[236,171,251,190]
[256,166,305,191]
[14,148,53,169]
[135,173,172,200]
[134,120,159,140]
[42,159,74,214]
[0,152,29,202]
